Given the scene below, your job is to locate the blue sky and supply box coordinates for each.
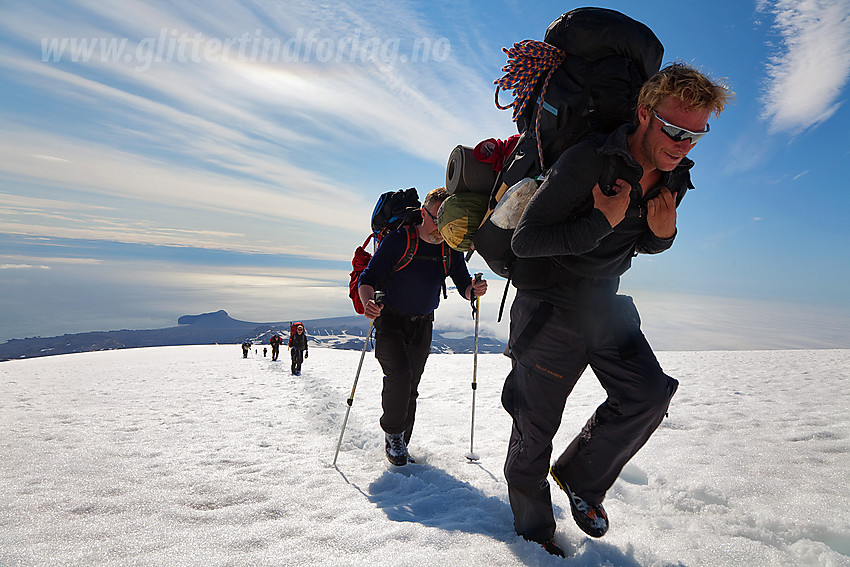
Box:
[1,0,849,349]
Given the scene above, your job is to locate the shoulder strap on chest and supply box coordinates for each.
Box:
[392,225,453,276]
[392,225,420,272]
[439,242,451,275]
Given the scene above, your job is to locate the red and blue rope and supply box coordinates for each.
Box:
[494,40,565,170]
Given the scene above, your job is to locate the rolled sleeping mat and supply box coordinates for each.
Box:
[445,145,497,195]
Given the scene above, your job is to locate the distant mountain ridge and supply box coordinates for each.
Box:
[176,309,253,326]
[0,310,506,361]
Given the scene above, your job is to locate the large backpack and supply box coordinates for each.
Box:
[348,188,452,314]
[288,322,305,346]
[470,7,664,295]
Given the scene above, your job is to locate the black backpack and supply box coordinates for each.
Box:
[470,7,664,302]
[370,187,422,238]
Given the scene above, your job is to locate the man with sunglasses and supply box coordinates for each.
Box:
[358,187,488,466]
[502,62,732,552]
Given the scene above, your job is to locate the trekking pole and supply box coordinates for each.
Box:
[333,292,382,467]
[333,319,373,466]
[466,273,483,462]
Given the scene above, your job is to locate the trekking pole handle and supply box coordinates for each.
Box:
[472,273,483,298]
[470,273,483,317]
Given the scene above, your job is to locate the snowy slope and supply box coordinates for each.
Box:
[1,346,848,566]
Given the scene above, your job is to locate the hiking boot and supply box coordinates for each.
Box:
[539,539,566,557]
[385,432,408,466]
[521,535,566,557]
[550,465,609,538]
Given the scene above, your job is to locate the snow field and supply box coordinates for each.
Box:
[1,345,848,566]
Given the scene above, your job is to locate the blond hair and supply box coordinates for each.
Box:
[637,61,734,118]
[422,187,449,210]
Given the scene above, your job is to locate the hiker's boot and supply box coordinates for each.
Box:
[540,539,566,557]
[550,465,609,538]
[384,432,408,466]
[523,536,566,557]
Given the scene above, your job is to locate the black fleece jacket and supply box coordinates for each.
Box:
[289,333,308,352]
[511,124,694,303]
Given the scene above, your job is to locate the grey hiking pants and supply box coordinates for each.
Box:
[502,290,678,542]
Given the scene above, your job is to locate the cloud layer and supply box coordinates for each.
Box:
[0,0,507,259]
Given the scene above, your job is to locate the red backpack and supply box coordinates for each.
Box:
[349,188,422,315]
[349,237,375,315]
[288,322,304,346]
[348,219,452,315]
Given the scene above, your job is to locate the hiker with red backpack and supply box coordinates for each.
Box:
[288,323,308,375]
[358,187,488,466]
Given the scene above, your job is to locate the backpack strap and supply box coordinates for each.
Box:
[440,241,451,298]
[510,300,554,360]
[391,225,454,298]
[497,272,512,322]
[440,242,451,275]
[392,225,420,272]
[393,225,453,275]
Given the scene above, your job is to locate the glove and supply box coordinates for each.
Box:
[304,351,308,359]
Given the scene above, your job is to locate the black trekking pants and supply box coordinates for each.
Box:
[271,345,279,361]
[290,348,304,373]
[502,291,678,543]
[374,311,433,444]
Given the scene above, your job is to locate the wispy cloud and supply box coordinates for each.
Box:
[1,0,502,163]
[0,0,506,262]
[759,0,850,133]
[0,263,51,270]
[0,253,103,266]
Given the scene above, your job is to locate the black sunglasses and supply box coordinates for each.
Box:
[423,206,439,224]
[653,111,709,145]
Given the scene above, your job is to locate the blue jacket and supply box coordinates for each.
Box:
[358,228,472,316]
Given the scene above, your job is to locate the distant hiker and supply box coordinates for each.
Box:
[289,323,308,375]
[358,187,488,466]
[270,334,283,361]
[501,62,732,544]
[263,347,267,357]
[241,340,251,358]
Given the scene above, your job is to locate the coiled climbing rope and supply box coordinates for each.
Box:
[494,39,565,170]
